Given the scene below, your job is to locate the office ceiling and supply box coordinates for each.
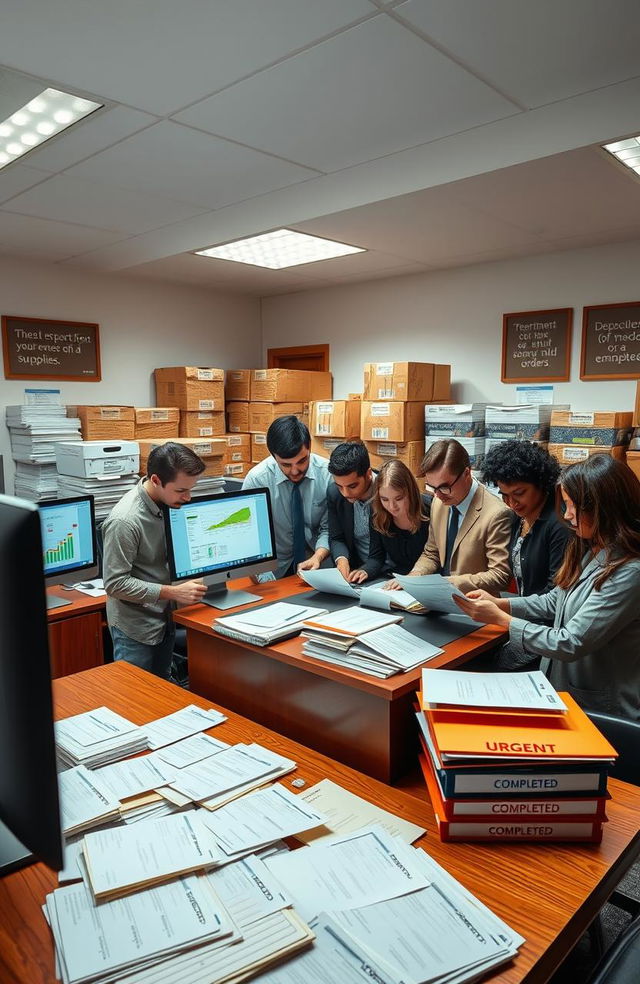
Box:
[1,0,640,296]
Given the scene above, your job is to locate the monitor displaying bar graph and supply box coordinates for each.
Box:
[38,496,96,578]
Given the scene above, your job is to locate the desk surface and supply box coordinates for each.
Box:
[46,585,106,621]
[1,662,638,984]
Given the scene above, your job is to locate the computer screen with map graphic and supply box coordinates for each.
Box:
[164,487,278,609]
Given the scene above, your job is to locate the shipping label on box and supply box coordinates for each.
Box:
[224,369,251,402]
[250,369,332,402]
[361,401,425,442]
[224,462,249,477]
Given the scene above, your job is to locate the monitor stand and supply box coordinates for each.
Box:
[0,820,33,876]
[46,594,72,610]
[200,585,262,610]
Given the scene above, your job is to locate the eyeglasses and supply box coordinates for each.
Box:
[425,469,466,497]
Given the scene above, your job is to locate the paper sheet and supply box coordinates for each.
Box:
[296,779,426,845]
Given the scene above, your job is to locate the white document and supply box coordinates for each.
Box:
[264,825,430,925]
[145,705,227,750]
[354,623,443,669]
[55,706,140,747]
[394,573,475,617]
[93,753,177,801]
[156,733,230,769]
[421,668,567,712]
[58,765,120,834]
[299,567,360,598]
[200,784,326,855]
[69,578,106,597]
[303,606,403,636]
[207,854,291,927]
[297,779,426,845]
[170,743,296,803]
[81,809,221,899]
[359,585,420,611]
[231,602,320,628]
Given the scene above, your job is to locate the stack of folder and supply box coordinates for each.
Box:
[417,669,617,843]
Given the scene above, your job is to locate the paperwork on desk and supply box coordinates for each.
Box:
[296,778,426,845]
[213,601,326,646]
[207,854,291,928]
[299,566,424,612]
[58,765,120,836]
[302,618,442,678]
[55,706,149,768]
[302,605,403,636]
[155,731,230,768]
[422,667,568,713]
[169,743,296,804]
[394,572,480,618]
[92,752,177,801]
[68,578,106,597]
[145,704,227,750]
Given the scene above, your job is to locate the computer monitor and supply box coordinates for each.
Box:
[38,495,98,610]
[164,487,278,609]
[0,494,63,875]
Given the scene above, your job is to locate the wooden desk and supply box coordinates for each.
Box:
[0,661,638,984]
[174,576,506,782]
[46,586,105,678]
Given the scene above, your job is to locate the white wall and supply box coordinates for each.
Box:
[261,239,640,411]
[0,255,261,492]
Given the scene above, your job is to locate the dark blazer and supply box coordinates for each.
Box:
[509,495,572,596]
[328,478,376,568]
[361,493,432,579]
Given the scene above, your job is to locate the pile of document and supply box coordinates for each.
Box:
[6,403,82,501]
[299,567,425,612]
[57,472,139,519]
[55,706,150,768]
[213,601,327,646]
[13,460,59,500]
[302,618,443,678]
[418,669,616,843]
[394,572,480,617]
[193,475,226,495]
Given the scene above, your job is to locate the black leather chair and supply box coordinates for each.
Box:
[585,914,640,984]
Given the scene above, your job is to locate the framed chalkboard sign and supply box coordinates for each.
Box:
[501,308,572,384]
[580,301,640,380]
[2,315,101,382]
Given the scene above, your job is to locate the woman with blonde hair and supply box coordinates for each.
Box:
[348,459,431,584]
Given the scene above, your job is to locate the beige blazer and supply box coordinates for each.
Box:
[411,483,512,594]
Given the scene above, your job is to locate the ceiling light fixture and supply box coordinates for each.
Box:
[195,229,365,269]
[602,136,640,176]
[0,87,102,170]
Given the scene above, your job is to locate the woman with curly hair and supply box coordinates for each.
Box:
[482,440,571,596]
[455,455,640,719]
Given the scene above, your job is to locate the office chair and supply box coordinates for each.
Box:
[584,913,640,984]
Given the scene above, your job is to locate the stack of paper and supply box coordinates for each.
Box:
[58,765,121,836]
[394,572,477,617]
[55,706,149,768]
[213,602,328,647]
[13,460,59,500]
[417,669,616,843]
[302,620,443,678]
[56,473,139,519]
[169,743,296,806]
[299,567,425,612]
[192,476,226,496]
[5,404,82,499]
[145,704,227,750]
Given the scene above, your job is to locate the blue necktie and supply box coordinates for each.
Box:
[291,481,306,568]
[442,506,460,576]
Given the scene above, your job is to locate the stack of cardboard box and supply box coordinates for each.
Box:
[155,366,226,438]
[133,407,179,439]
[549,410,633,466]
[67,405,135,440]
[308,396,361,458]
[137,437,226,478]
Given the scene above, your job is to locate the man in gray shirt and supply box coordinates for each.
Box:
[242,416,331,578]
[102,442,207,679]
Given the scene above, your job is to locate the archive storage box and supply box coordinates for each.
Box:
[363,362,451,402]
[485,404,567,442]
[137,438,225,477]
[155,366,225,411]
[549,444,626,466]
[425,404,489,438]
[67,405,135,440]
[133,407,179,439]
[251,433,270,463]
[226,401,250,433]
[365,440,425,476]
[361,401,425,443]
[309,399,361,438]
[425,436,486,469]
[250,369,332,402]
[549,410,633,447]
[179,411,225,438]
[310,436,343,459]
[55,440,140,478]
[224,369,251,402]
[248,402,306,433]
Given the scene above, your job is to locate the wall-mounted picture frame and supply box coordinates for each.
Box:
[501,308,572,384]
[2,315,101,382]
[580,301,640,380]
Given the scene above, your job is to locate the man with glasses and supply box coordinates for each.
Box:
[408,438,512,594]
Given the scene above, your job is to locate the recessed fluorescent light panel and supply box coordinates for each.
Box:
[0,88,102,170]
[196,229,365,269]
[602,136,640,176]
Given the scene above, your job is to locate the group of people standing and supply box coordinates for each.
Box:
[102,413,640,722]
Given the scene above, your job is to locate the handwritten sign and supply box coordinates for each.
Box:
[580,301,640,380]
[501,309,572,384]
[2,315,101,382]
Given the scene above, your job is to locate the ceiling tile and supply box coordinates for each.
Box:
[24,106,157,172]
[174,16,518,172]
[0,210,125,259]
[4,173,208,234]
[64,122,318,210]
[0,164,53,204]
[122,251,320,292]
[0,0,373,115]
[398,0,640,108]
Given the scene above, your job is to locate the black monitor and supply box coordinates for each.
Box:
[0,494,63,875]
[38,495,98,610]
[164,487,278,609]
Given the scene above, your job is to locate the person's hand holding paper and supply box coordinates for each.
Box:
[453,589,512,626]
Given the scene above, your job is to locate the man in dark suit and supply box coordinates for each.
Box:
[327,442,376,581]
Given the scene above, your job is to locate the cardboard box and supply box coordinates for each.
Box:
[224,369,251,402]
[309,400,361,438]
[217,433,251,465]
[425,436,486,469]
[179,411,226,438]
[227,401,250,433]
[137,437,225,476]
[250,369,332,402]
[67,405,135,441]
[361,401,425,443]
[133,406,179,439]
[248,402,306,434]
[363,362,451,402]
[365,440,425,476]
[310,436,344,459]
[549,410,633,447]
[548,443,627,466]
[425,403,490,437]
[626,451,640,481]
[155,366,225,411]
[251,433,271,463]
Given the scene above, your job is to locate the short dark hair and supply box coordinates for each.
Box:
[482,440,560,495]
[421,439,470,476]
[146,442,206,484]
[266,415,310,458]
[328,441,370,477]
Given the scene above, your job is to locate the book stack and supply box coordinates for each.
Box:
[417,669,616,843]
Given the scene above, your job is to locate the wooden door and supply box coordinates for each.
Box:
[267,344,329,371]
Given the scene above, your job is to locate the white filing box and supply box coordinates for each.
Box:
[55,440,139,478]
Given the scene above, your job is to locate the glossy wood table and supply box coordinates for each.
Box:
[46,585,106,678]
[0,661,638,984]
[174,576,507,782]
